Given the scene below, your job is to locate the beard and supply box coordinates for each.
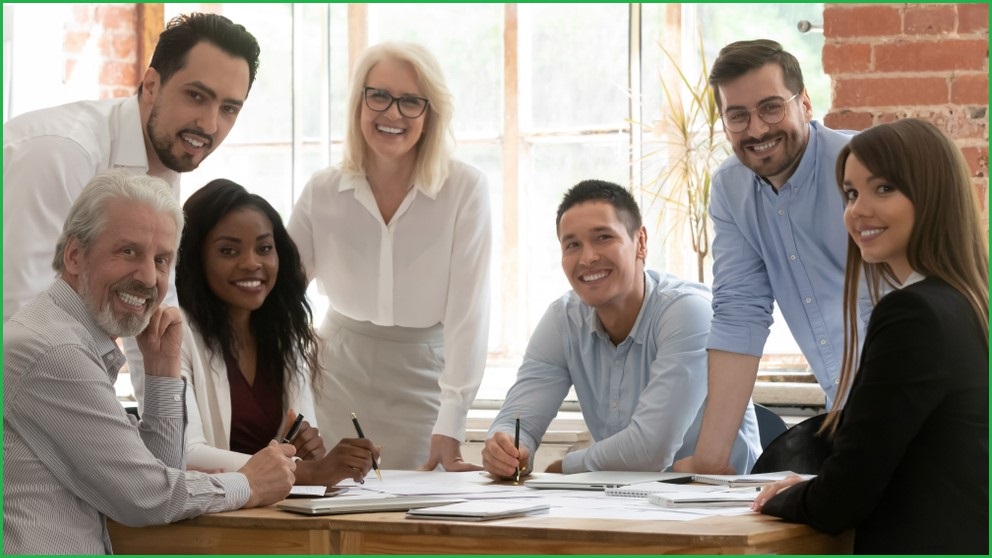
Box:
[80,273,158,338]
[146,101,212,173]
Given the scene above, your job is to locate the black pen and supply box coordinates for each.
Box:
[514,416,522,483]
[281,413,304,443]
[351,412,382,481]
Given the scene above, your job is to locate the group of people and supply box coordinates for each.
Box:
[2,12,986,556]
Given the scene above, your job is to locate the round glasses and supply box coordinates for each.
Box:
[721,93,799,133]
[363,87,430,118]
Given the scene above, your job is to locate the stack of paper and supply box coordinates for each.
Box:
[692,471,815,488]
[648,489,758,508]
[406,501,550,521]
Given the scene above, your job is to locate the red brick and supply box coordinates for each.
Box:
[824,5,901,38]
[64,31,90,55]
[100,34,138,61]
[834,77,949,107]
[875,39,988,72]
[905,4,956,34]
[824,110,873,131]
[64,60,77,82]
[822,43,872,74]
[952,74,990,105]
[72,5,94,25]
[958,3,990,34]
[96,5,137,32]
[960,146,989,178]
[99,61,138,87]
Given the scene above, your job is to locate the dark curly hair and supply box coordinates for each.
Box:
[177,179,320,392]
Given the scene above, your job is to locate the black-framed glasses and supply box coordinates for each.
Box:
[721,93,799,133]
[363,87,430,118]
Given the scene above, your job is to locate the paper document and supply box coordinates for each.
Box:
[648,488,758,508]
[693,471,815,488]
[289,485,329,497]
[406,500,550,521]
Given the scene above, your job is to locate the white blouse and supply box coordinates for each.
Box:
[287,159,492,440]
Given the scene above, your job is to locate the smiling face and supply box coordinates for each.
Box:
[141,41,251,174]
[203,208,278,323]
[65,199,176,338]
[842,154,916,283]
[359,58,427,167]
[558,201,647,320]
[717,63,812,190]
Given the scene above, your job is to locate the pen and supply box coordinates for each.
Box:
[351,412,382,481]
[514,416,521,483]
[281,413,304,444]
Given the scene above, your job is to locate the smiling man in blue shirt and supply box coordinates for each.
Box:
[482,180,760,477]
[674,40,864,476]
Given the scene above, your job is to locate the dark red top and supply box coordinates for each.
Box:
[225,350,283,455]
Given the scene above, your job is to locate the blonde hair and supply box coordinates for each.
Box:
[823,118,989,435]
[341,41,454,196]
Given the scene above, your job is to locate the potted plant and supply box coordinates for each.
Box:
[637,36,729,283]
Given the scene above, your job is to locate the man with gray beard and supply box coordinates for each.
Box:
[3,170,296,554]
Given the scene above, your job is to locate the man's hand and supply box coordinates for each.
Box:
[481,431,530,479]
[281,409,326,461]
[239,441,296,508]
[136,304,183,377]
[418,434,483,472]
[543,460,563,473]
[296,438,380,486]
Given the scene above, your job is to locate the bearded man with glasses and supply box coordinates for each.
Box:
[674,39,868,476]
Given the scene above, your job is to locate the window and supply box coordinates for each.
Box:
[5,3,828,406]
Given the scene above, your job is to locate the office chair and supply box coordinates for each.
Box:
[753,403,788,450]
[750,413,833,474]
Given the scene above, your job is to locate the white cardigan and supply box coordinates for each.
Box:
[181,314,317,472]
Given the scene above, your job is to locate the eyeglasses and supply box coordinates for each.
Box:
[363,87,430,118]
[721,93,799,133]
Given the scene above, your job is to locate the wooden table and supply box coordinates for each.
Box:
[108,505,852,554]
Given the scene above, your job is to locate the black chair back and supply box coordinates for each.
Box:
[750,413,833,474]
[753,403,788,450]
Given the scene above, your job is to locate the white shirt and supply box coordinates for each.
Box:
[287,160,492,440]
[2,96,180,322]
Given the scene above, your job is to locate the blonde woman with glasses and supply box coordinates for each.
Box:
[288,42,492,471]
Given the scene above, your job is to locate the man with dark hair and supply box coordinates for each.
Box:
[3,12,261,322]
[2,170,295,554]
[482,180,761,477]
[674,40,865,475]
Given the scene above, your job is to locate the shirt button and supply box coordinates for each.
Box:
[789,254,797,261]
[804,297,812,304]
[777,209,785,216]
[173,394,181,401]
[819,338,827,345]
[835,378,840,384]
[611,401,618,409]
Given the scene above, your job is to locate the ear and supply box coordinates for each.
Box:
[140,67,161,103]
[635,226,648,262]
[799,88,813,121]
[63,236,86,277]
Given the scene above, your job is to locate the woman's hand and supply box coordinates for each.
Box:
[419,434,483,472]
[751,474,805,512]
[281,409,326,461]
[296,438,380,486]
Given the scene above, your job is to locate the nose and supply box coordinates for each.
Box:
[847,194,870,219]
[579,244,600,266]
[196,106,219,134]
[134,255,158,288]
[239,252,262,270]
[384,99,404,119]
[744,111,770,136]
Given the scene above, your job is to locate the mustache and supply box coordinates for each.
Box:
[741,132,782,146]
[114,279,158,303]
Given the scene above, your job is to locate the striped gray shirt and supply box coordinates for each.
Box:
[3,280,250,554]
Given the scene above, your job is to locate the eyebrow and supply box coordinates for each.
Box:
[187,80,245,108]
[212,233,273,244]
[723,95,788,111]
[559,226,616,242]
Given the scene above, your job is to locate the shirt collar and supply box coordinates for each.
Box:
[109,96,151,170]
[49,279,127,374]
[898,270,927,289]
[588,270,655,345]
[338,171,437,200]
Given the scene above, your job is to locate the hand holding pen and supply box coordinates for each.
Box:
[480,425,530,480]
[351,413,383,481]
[279,410,326,461]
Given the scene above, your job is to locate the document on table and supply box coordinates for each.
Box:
[406,501,550,521]
[338,470,534,497]
[692,471,815,488]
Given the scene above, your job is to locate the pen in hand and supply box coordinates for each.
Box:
[281,413,305,444]
[351,413,383,481]
[514,416,522,483]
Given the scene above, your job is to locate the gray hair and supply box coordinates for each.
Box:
[52,169,184,273]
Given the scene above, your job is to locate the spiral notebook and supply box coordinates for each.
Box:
[606,481,728,499]
[523,471,692,490]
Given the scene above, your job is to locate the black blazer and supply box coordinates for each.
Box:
[763,277,988,554]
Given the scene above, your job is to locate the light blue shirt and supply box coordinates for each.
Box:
[707,121,865,407]
[489,270,761,474]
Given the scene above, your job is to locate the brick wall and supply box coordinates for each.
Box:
[64,4,140,99]
[822,3,989,224]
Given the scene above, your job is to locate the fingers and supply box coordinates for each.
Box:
[482,433,524,478]
[293,423,326,460]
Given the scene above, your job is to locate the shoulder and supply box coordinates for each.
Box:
[711,152,750,187]
[442,159,488,192]
[304,165,347,190]
[4,99,119,154]
[812,121,856,157]
[645,270,713,321]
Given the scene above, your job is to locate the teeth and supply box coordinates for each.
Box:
[751,139,778,152]
[581,271,609,282]
[183,135,205,148]
[235,280,261,288]
[377,125,404,135]
[860,228,884,239]
[118,292,147,308]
